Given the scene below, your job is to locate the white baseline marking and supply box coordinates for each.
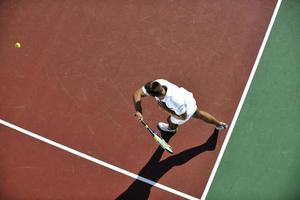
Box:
[0,119,199,200]
[200,0,283,199]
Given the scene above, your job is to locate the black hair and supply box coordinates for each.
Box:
[144,81,163,96]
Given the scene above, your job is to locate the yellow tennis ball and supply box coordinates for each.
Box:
[15,42,21,48]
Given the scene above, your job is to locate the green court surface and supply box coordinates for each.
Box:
[206,0,300,199]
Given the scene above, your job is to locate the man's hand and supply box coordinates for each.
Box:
[173,112,187,120]
[157,101,187,120]
[134,112,143,122]
[157,101,173,115]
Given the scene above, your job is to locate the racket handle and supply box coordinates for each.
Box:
[133,113,148,128]
[140,120,147,126]
[140,120,148,128]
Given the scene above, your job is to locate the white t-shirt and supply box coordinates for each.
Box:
[142,79,196,116]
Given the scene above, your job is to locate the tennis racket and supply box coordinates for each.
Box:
[139,120,173,154]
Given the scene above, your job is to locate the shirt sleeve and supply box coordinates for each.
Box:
[143,80,155,96]
[142,86,150,96]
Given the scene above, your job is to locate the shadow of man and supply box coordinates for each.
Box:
[116,128,220,200]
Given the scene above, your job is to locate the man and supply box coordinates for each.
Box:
[133,79,228,133]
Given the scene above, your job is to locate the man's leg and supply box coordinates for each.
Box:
[157,116,178,133]
[167,116,179,130]
[193,109,221,126]
[193,109,228,130]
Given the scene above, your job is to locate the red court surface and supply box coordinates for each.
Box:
[0,1,277,199]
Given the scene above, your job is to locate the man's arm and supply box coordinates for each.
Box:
[179,112,187,120]
[157,102,187,120]
[133,87,147,121]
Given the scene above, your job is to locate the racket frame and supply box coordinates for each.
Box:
[140,120,173,154]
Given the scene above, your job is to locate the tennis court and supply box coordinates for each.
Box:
[2,0,299,199]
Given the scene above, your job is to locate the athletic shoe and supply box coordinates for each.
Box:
[216,122,228,130]
[157,122,176,133]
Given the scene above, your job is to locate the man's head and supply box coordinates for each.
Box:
[145,81,166,98]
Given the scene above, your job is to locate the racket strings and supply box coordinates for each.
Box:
[154,135,173,153]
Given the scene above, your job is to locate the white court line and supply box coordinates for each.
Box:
[200,0,283,199]
[0,119,199,200]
